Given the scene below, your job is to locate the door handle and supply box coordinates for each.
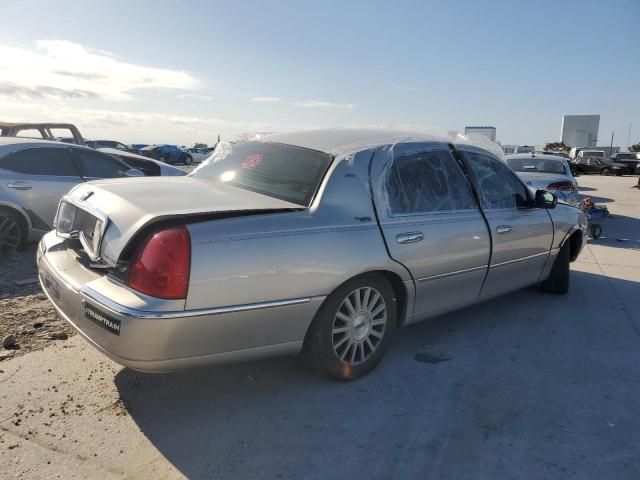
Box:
[7,181,32,190]
[396,231,424,244]
[496,225,513,234]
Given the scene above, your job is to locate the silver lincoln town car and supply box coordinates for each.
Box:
[37,129,587,380]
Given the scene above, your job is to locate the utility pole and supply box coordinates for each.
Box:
[610,131,614,155]
[628,123,632,150]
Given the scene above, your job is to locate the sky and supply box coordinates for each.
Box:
[1,0,639,147]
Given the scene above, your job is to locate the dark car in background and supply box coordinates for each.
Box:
[573,157,626,176]
[139,144,193,164]
[610,152,640,174]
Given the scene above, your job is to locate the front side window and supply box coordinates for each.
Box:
[0,147,79,176]
[72,149,129,178]
[465,152,529,210]
[386,147,475,214]
[191,141,333,206]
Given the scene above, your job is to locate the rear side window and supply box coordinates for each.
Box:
[0,147,79,176]
[192,141,333,206]
[386,147,475,214]
[72,149,130,178]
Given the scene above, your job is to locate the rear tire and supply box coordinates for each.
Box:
[601,168,610,176]
[0,211,24,261]
[541,241,570,294]
[590,224,602,239]
[183,155,193,165]
[303,274,397,381]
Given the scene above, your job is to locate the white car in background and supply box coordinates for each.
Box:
[183,147,214,163]
[506,153,579,205]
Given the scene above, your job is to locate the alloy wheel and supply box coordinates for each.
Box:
[332,287,387,365]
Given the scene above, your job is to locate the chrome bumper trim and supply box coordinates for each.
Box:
[82,286,317,320]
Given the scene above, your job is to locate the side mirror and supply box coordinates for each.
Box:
[124,168,145,177]
[535,189,557,209]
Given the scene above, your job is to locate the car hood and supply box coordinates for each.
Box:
[64,177,303,264]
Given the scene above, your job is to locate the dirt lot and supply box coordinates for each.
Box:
[0,173,639,479]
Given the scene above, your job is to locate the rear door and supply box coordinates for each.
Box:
[0,146,83,229]
[461,149,554,299]
[374,143,490,319]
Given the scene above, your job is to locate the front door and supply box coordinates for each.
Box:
[372,143,491,320]
[460,148,554,299]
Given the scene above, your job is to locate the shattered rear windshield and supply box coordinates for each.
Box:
[507,158,566,174]
[191,141,333,206]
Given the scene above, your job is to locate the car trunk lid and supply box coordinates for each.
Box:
[57,177,303,265]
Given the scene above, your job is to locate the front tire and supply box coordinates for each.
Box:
[541,241,570,294]
[601,168,610,176]
[303,274,397,381]
[183,154,193,165]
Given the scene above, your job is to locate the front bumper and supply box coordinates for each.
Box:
[37,232,321,372]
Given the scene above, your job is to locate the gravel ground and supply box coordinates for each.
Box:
[0,245,74,361]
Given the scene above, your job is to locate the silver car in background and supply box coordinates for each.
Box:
[0,138,145,258]
[506,153,580,205]
[37,129,587,380]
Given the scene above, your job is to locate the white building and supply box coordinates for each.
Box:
[561,115,600,148]
[465,126,496,142]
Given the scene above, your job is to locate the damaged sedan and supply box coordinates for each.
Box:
[37,129,587,380]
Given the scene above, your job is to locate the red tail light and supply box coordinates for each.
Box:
[127,226,191,299]
[547,181,575,193]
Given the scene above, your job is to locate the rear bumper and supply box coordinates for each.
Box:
[37,232,323,372]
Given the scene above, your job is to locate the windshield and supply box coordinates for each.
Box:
[191,141,333,206]
[507,158,566,174]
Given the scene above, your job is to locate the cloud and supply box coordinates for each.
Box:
[0,83,100,100]
[293,100,354,110]
[177,93,213,101]
[250,96,281,103]
[0,40,201,101]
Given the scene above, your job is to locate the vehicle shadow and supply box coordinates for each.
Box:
[587,213,640,250]
[114,270,640,479]
[0,244,41,299]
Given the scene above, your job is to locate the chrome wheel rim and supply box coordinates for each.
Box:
[0,215,21,258]
[332,287,387,365]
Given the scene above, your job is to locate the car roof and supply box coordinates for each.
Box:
[0,137,103,156]
[254,129,452,155]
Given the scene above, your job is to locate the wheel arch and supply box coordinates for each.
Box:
[311,269,410,331]
[560,228,583,262]
[0,202,31,241]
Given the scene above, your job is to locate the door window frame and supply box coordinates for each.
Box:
[383,143,481,218]
[458,146,534,212]
[0,146,82,178]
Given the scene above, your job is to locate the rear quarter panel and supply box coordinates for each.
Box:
[186,149,411,311]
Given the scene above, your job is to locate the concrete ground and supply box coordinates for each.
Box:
[1,174,639,480]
